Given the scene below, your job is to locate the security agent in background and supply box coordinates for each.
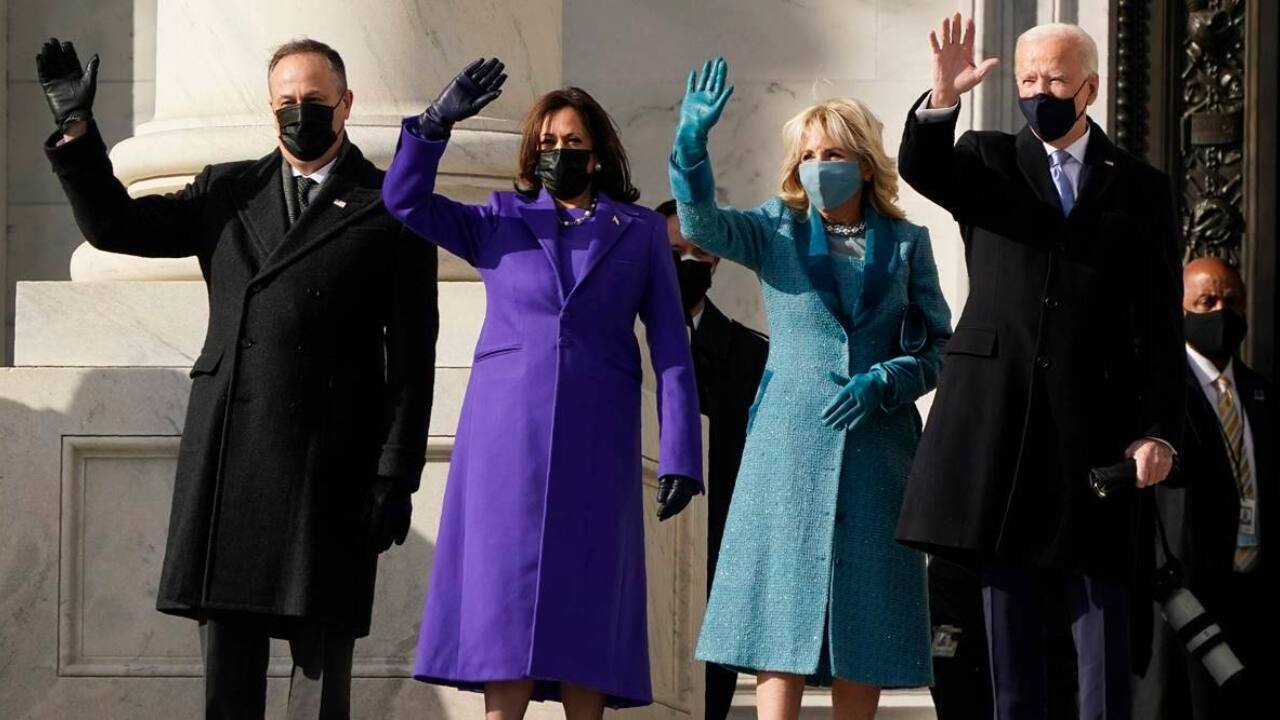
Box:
[38,38,437,719]
[657,199,768,720]
[1133,257,1270,720]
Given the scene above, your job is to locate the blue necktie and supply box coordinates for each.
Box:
[1049,149,1075,217]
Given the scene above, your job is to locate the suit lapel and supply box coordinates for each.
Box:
[515,190,566,303]
[568,193,633,302]
[253,143,382,282]
[1073,121,1117,217]
[1015,126,1068,214]
[234,152,289,270]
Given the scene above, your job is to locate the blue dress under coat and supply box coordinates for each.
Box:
[670,155,952,687]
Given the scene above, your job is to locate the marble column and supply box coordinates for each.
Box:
[71,0,561,282]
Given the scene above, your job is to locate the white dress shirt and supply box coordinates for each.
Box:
[290,156,338,185]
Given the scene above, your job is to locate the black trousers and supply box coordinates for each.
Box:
[199,616,356,720]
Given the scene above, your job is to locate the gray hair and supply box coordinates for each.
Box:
[268,38,348,94]
[1016,23,1099,76]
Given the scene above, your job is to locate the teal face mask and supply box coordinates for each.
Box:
[799,159,863,211]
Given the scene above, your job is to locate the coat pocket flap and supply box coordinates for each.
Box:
[943,327,997,357]
[189,347,225,378]
[473,344,522,362]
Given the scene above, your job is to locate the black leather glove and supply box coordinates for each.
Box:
[366,476,412,553]
[36,38,99,132]
[417,57,507,140]
[656,475,700,522]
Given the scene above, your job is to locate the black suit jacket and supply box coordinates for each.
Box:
[1164,359,1270,593]
[690,300,769,578]
[894,94,1185,580]
[1134,357,1271,715]
[45,123,439,636]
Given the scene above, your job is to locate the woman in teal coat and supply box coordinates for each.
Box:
[670,58,952,718]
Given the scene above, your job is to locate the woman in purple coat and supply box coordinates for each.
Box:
[383,58,704,717]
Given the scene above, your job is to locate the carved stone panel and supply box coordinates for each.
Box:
[1179,0,1248,265]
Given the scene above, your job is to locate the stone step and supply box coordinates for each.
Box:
[727,684,936,719]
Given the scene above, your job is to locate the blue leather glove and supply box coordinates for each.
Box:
[674,56,735,168]
[418,57,507,140]
[656,474,700,521]
[820,368,890,431]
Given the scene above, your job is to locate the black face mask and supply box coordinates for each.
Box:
[536,149,593,200]
[1018,81,1088,142]
[276,99,342,162]
[1185,309,1248,364]
[672,252,713,312]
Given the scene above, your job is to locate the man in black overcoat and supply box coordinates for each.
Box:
[1134,257,1271,719]
[658,200,768,720]
[37,37,437,719]
[892,15,1184,719]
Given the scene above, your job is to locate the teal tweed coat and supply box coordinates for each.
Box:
[671,156,951,687]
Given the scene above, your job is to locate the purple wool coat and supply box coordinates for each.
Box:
[384,119,703,708]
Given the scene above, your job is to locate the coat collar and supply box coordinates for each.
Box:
[1073,120,1117,216]
[851,204,896,326]
[1015,119,1116,219]
[237,139,383,283]
[515,189,635,304]
[798,203,898,330]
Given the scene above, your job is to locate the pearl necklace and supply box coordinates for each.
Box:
[822,219,866,237]
[558,196,599,227]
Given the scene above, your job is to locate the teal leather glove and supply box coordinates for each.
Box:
[820,368,890,431]
[674,56,735,168]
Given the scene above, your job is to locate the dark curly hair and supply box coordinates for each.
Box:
[514,87,640,203]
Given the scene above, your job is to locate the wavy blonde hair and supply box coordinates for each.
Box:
[779,98,906,220]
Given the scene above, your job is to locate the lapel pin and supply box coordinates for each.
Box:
[1255,389,1266,401]
[332,199,347,208]
[612,215,619,225]
[1104,160,1115,166]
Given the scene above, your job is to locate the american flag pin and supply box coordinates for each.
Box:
[332,199,347,208]
[612,215,619,225]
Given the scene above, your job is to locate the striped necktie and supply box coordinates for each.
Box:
[1214,374,1258,572]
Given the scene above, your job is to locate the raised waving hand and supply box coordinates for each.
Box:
[418,57,507,140]
[674,56,734,167]
[929,13,999,108]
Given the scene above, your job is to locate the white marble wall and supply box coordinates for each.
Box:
[3,0,157,362]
